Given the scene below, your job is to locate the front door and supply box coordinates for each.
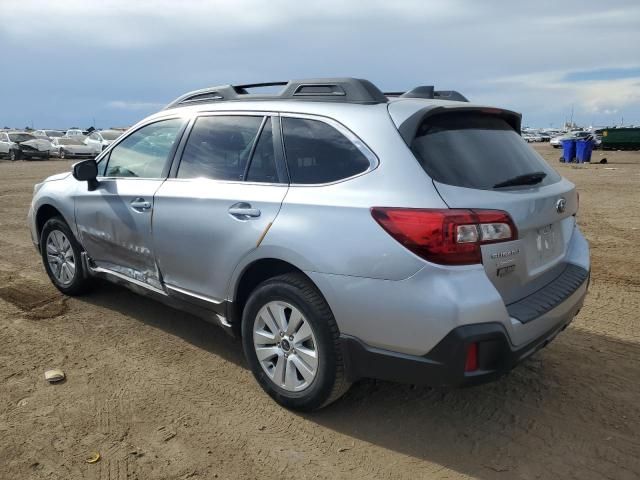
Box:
[152,114,288,303]
[74,118,186,289]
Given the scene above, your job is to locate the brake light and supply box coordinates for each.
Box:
[370,208,517,265]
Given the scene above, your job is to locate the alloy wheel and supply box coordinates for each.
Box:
[46,230,76,286]
[252,301,319,392]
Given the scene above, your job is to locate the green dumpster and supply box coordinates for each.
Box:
[601,127,640,150]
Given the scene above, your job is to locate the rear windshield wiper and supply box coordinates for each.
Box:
[493,171,547,189]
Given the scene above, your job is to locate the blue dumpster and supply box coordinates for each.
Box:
[561,139,576,162]
[576,139,593,163]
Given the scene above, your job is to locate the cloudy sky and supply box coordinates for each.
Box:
[1,0,639,129]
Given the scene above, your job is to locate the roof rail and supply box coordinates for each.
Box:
[384,86,469,102]
[164,78,388,109]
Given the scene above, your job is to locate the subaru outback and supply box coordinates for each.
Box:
[28,78,590,411]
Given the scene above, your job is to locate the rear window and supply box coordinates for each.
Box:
[411,112,560,190]
[282,117,371,184]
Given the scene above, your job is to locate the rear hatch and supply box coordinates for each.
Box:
[407,109,577,305]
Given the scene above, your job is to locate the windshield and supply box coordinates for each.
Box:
[58,138,84,145]
[8,133,36,142]
[410,112,561,190]
[46,130,64,137]
[100,130,121,140]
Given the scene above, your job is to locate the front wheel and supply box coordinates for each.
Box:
[242,273,350,411]
[59,149,66,159]
[9,149,19,161]
[40,217,93,295]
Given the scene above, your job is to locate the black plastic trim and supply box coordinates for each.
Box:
[165,78,388,109]
[340,306,582,387]
[506,264,589,324]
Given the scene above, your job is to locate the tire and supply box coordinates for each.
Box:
[242,273,350,411]
[59,149,66,159]
[9,149,19,161]
[40,217,93,296]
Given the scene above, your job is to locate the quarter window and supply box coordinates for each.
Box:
[246,118,278,183]
[178,116,263,181]
[104,118,183,178]
[282,117,371,184]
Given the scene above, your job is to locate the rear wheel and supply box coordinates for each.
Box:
[242,273,350,411]
[40,217,93,295]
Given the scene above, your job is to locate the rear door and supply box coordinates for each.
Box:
[152,113,288,305]
[409,110,578,304]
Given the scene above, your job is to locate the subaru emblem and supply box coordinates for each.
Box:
[556,198,566,214]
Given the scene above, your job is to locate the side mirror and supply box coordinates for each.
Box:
[72,159,98,191]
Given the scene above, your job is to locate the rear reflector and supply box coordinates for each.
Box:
[370,208,517,265]
[464,342,479,372]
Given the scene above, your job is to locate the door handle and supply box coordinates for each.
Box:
[130,198,152,211]
[228,202,261,219]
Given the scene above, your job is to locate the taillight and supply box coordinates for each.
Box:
[370,208,517,265]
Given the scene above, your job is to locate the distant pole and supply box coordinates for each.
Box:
[569,105,574,128]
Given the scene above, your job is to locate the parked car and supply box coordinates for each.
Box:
[33,130,65,141]
[550,130,592,148]
[28,78,590,411]
[521,132,535,142]
[538,131,552,142]
[65,129,86,139]
[0,131,50,160]
[84,130,123,154]
[49,137,97,159]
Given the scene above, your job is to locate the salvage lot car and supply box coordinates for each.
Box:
[49,137,96,159]
[84,129,123,154]
[28,78,590,411]
[0,131,51,160]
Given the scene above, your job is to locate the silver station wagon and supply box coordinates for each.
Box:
[28,78,590,410]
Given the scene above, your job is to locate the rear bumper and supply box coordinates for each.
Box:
[341,271,588,386]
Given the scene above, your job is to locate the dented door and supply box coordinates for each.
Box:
[75,178,164,289]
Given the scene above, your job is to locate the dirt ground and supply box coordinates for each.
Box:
[1,143,639,480]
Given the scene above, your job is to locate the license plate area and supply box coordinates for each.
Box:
[536,223,560,261]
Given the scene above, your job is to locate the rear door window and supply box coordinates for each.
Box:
[411,112,560,190]
[282,117,371,184]
[177,115,263,181]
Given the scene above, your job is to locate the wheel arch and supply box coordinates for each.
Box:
[35,203,71,243]
[229,257,328,334]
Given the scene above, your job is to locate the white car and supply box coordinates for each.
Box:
[0,131,51,160]
[65,129,86,139]
[50,137,96,159]
[550,131,600,148]
[521,132,535,142]
[84,130,123,154]
[33,130,65,141]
